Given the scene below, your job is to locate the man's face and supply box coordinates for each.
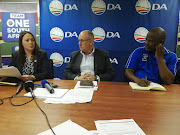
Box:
[145,32,160,53]
[78,32,93,54]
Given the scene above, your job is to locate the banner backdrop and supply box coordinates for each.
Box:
[1,12,35,42]
[40,0,180,81]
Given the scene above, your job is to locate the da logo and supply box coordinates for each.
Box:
[134,27,148,43]
[49,0,63,16]
[136,0,151,15]
[50,52,64,67]
[91,0,106,15]
[50,27,64,42]
[92,27,106,42]
[7,19,14,27]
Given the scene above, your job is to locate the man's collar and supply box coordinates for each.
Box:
[80,48,95,55]
[164,47,169,55]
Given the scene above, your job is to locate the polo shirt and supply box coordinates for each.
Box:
[125,46,177,83]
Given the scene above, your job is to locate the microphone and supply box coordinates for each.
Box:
[24,81,34,92]
[41,79,54,94]
[15,81,24,95]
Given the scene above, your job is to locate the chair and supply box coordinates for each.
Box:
[12,46,19,52]
[175,60,180,84]
[48,59,54,79]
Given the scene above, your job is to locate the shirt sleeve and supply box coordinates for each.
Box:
[166,52,178,75]
[125,48,140,70]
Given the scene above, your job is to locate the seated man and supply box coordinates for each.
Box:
[64,30,114,81]
[125,27,177,86]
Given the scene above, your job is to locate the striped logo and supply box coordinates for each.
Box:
[50,52,64,67]
[49,0,63,16]
[92,27,106,42]
[134,27,148,43]
[50,27,64,42]
[91,0,106,15]
[136,0,151,15]
[7,19,14,27]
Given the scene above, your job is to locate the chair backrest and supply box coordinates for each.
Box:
[48,59,54,79]
[12,46,19,52]
[175,60,180,84]
[0,45,2,67]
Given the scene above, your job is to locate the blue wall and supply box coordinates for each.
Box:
[40,0,179,81]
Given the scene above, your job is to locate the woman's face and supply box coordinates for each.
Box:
[22,33,35,53]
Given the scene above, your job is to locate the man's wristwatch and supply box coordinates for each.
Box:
[95,75,100,81]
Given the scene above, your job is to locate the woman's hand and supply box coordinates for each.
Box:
[18,75,35,81]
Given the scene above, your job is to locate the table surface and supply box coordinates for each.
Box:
[0,80,180,135]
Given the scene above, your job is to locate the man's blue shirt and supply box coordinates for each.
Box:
[125,46,177,83]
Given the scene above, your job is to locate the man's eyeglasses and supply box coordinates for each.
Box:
[78,39,90,43]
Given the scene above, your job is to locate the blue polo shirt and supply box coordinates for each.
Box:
[125,46,177,83]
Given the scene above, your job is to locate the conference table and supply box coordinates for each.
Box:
[0,80,180,135]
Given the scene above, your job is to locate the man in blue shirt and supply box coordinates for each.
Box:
[125,27,177,86]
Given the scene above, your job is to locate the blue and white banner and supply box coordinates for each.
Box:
[1,12,35,42]
[40,0,180,81]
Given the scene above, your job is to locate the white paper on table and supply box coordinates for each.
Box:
[87,130,99,135]
[95,119,146,135]
[37,119,89,135]
[44,88,94,104]
[0,66,21,77]
[74,81,98,90]
[24,88,69,99]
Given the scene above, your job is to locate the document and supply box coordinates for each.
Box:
[24,88,69,98]
[37,119,89,135]
[44,88,94,104]
[0,66,21,77]
[24,87,94,104]
[95,119,146,135]
[129,82,166,91]
[87,130,99,135]
[74,81,98,90]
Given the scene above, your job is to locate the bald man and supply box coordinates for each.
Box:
[64,30,114,81]
[125,27,177,86]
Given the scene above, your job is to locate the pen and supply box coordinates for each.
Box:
[145,75,150,86]
[0,81,17,86]
[34,84,42,87]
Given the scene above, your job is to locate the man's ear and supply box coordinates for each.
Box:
[160,40,165,44]
[90,39,94,45]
